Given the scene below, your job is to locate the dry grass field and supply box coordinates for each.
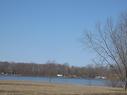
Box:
[0,80,126,95]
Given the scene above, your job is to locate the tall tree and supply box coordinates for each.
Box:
[84,13,127,90]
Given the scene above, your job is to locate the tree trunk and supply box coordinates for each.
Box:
[124,70,127,90]
[125,81,127,91]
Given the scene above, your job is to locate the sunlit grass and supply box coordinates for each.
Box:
[0,80,126,95]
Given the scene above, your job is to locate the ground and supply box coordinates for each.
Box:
[0,80,126,95]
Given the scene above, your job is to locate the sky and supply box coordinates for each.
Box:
[0,0,127,66]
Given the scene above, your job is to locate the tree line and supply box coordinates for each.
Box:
[0,61,111,78]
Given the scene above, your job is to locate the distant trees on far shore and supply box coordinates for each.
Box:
[0,61,110,79]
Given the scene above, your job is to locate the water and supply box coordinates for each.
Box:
[0,76,108,86]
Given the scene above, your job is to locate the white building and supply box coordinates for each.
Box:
[57,74,63,77]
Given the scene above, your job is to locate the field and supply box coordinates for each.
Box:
[0,80,126,95]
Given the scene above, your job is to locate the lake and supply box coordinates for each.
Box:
[0,76,108,86]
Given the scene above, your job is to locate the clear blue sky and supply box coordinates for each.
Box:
[0,0,127,66]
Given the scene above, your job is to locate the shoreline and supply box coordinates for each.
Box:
[0,75,108,87]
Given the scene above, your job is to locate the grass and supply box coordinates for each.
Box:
[0,80,126,95]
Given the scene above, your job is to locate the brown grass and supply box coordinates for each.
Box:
[0,80,126,95]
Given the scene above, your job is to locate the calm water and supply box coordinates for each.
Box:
[0,76,108,86]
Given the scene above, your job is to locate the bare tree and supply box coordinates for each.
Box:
[84,13,127,90]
